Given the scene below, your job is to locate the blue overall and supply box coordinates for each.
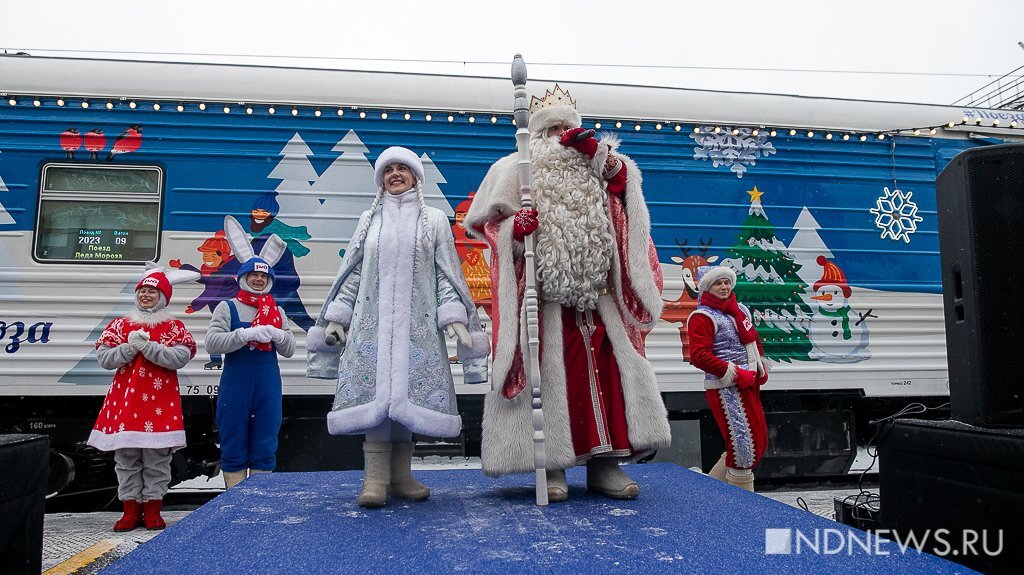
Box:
[216,301,283,472]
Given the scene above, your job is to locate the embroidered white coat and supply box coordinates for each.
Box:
[307,190,489,438]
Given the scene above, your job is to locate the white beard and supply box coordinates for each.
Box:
[530,137,615,310]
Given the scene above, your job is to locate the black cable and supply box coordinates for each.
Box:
[2,47,1012,79]
[839,401,950,527]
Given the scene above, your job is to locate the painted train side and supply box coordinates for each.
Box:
[3,56,1022,499]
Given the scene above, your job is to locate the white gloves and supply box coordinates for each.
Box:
[444,322,472,347]
[237,325,274,343]
[269,326,291,346]
[325,321,347,346]
[127,329,151,351]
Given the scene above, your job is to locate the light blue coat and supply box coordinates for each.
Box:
[307,190,489,437]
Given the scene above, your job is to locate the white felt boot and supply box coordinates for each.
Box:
[358,442,391,508]
[546,468,569,503]
[726,468,755,492]
[587,458,640,499]
[389,442,430,501]
[708,452,728,482]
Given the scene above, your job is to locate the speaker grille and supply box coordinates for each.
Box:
[966,150,1024,424]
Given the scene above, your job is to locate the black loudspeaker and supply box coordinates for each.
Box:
[0,434,49,575]
[936,144,1024,427]
[878,419,1024,575]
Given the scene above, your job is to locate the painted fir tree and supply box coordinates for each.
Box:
[722,187,813,362]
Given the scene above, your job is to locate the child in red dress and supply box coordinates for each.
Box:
[88,267,197,530]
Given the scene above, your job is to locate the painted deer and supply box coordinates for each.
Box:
[661,238,718,360]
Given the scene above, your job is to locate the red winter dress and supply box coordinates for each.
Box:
[87,316,196,451]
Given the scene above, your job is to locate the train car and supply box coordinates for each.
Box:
[2,54,1022,500]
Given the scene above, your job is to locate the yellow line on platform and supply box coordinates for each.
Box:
[43,539,121,575]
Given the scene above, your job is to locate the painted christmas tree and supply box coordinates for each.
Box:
[419,153,455,217]
[312,130,378,244]
[0,171,14,225]
[722,187,812,362]
[268,133,325,238]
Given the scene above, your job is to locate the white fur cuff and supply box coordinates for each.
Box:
[436,301,468,329]
[306,326,335,353]
[457,331,491,361]
[324,302,353,328]
[721,362,738,387]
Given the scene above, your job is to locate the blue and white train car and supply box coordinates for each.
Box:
[2,55,1021,498]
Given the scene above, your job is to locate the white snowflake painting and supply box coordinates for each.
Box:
[869,187,923,243]
[690,127,776,178]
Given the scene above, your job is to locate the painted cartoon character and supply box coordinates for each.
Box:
[807,256,871,363]
[452,193,490,384]
[169,230,241,369]
[661,238,718,360]
[60,128,82,159]
[106,125,143,162]
[248,192,314,331]
[84,129,106,160]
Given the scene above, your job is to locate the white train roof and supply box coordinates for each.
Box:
[2,55,1022,136]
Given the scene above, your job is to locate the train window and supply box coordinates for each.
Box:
[34,164,164,263]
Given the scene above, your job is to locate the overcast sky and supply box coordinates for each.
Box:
[2,0,1022,106]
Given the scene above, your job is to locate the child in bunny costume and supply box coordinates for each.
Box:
[206,216,296,488]
[88,265,199,531]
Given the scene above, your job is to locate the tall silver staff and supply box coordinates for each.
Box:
[511,54,548,506]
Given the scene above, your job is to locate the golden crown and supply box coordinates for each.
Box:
[529,84,576,113]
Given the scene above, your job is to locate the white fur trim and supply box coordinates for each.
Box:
[126,308,175,327]
[389,400,462,438]
[324,301,353,328]
[721,362,738,387]
[436,301,468,329]
[327,401,388,435]
[528,106,581,137]
[464,154,519,240]
[87,429,186,452]
[373,146,425,188]
[611,156,663,329]
[488,218,522,391]
[481,301,576,476]
[305,326,333,353]
[595,295,672,451]
[457,331,491,361]
[697,266,737,293]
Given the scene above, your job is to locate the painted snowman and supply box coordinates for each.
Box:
[807,256,870,363]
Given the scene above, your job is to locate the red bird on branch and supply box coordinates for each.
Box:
[84,129,106,160]
[105,125,143,162]
[60,128,82,159]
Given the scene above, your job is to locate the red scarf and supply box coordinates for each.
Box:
[236,290,282,352]
[699,292,758,345]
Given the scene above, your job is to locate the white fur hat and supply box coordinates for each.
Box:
[529,105,582,138]
[373,146,425,188]
[696,265,738,293]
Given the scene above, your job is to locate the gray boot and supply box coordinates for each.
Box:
[358,442,391,508]
[708,452,728,482]
[726,468,755,492]
[389,442,430,501]
[546,468,569,503]
[223,469,248,489]
[587,458,640,499]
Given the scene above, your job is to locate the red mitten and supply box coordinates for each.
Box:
[605,160,626,195]
[734,367,757,389]
[559,127,599,158]
[512,209,539,241]
[168,259,182,268]
[757,370,769,387]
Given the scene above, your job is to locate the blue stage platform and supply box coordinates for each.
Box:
[101,463,976,574]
